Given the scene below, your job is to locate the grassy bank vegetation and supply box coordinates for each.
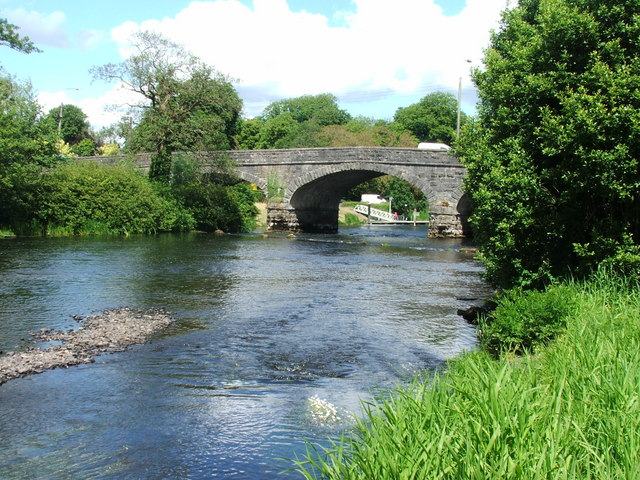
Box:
[294,272,640,479]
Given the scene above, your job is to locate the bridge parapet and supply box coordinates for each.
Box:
[225,147,461,167]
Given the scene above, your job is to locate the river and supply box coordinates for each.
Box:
[0,226,488,479]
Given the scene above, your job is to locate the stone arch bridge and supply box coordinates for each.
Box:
[102,147,470,237]
[209,147,469,237]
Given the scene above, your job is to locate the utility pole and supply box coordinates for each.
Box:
[456,76,462,139]
[57,103,63,137]
[457,60,472,139]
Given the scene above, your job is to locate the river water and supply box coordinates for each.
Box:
[0,226,488,479]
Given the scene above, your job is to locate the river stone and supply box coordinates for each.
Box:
[0,307,174,385]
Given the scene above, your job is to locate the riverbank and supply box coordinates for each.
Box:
[0,307,174,385]
[294,273,640,478]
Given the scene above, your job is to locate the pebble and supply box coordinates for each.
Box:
[0,307,174,385]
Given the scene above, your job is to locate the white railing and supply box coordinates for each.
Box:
[353,204,396,222]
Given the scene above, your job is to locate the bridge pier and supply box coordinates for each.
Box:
[428,207,470,238]
[267,203,338,233]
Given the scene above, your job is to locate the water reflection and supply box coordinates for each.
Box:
[0,227,488,479]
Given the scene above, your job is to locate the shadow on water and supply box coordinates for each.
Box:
[0,227,488,479]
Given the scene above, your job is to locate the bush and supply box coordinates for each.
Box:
[71,138,96,156]
[478,284,576,356]
[172,181,258,233]
[18,161,194,235]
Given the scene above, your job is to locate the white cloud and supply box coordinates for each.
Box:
[72,0,509,126]
[76,29,106,51]
[38,84,144,129]
[1,8,69,47]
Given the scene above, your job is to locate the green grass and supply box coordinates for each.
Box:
[292,272,640,479]
[340,213,365,226]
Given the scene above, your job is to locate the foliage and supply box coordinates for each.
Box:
[266,169,286,203]
[238,96,422,149]
[54,139,76,157]
[4,161,193,235]
[478,283,575,356]
[72,138,97,156]
[238,94,353,149]
[0,18,40,54]
[294,273,640,479]
[98,142,120,156]
[459,0,640,289]
[255,112,305,149]
[39,104,91,144]
[0,74,56,169]
[392,92,465,145]
[262,93,350,126]
[6,161,194,235]
[170,153,258,233]
[91,31,242,182]
[235,117,263,149]
[318,123,416,147]
[0,73,58,227]
[172,181,257,233]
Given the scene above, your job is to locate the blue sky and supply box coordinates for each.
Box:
[1,0,508,128]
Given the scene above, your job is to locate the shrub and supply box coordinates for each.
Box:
[478,283,576,356]
[172,181,258,233]
[71,138,96,156]
[27,160,194,235]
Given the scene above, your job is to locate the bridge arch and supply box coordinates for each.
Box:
[212,147,468,236]
[285,161,461,209]
[77,147,469,236]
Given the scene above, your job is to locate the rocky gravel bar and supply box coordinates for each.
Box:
[0,307,174,385]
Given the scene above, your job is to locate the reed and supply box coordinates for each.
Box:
[293,272,640,479]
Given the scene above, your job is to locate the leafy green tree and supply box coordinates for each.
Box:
[0,75,54,168]
[256,112,299,149]
[25,161,194,235]
[72,138,97,156]
[0,74,56,228]
[393,92,465,145]
[91,31,242,181]
[251,93,351,149]
[236,118,264,149]
[459,0,640,288]
[40,104,91,144]
[0,18,40,54]
[262,93,350,126]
